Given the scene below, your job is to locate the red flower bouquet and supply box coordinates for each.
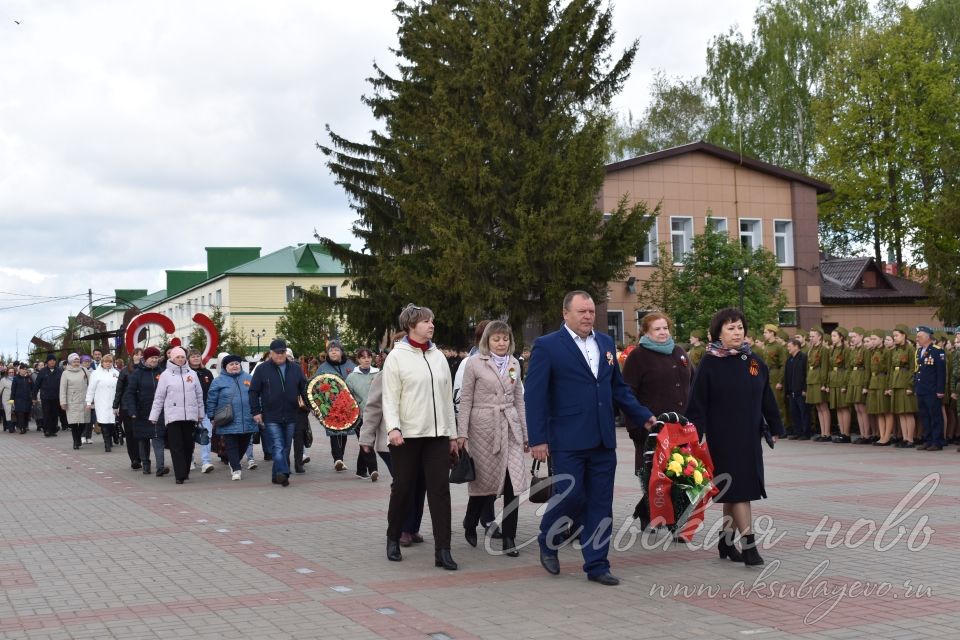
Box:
[306,373,360,431]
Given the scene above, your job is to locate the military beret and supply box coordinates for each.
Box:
[689,330,704,340]
[894,324,910,335]
[851,327,866,336]
[915,325,934,336]
[834,327,848,339]
[763,323,778,334]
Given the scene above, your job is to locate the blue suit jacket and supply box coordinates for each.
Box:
[525,328,654,451]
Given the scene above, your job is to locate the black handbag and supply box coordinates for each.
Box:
[304,424,314,448]
[529,458,553,503]
[212,403,234,428]
[193,424,210,446]
[449,449,476,484]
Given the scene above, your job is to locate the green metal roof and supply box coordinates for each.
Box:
[135,290,168,307]
[225,243,346,276]
[206,247,262,278]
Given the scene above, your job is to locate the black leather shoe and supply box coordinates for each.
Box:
[464,528,477,547]
[294,466,305,474]
[741,534,764,566]
[587,572,620,586]
[386,539,402,562]
[156,466,170,477]
[539,550,560,575]
[502,537,519,557]
[485,523,503,539]
[435,549,458,570]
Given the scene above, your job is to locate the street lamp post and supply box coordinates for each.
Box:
[734,267,750,312]
[250,329,267,354]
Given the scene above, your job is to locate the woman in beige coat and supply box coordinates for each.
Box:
[457,321,528,557]
[59,353,91,450]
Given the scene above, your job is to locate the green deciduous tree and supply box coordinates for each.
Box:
[640,223,787,340]
[705,0,868,173]
[275,287,340,359]
[813,4,960,270]
[188,306,227,355]
[318,0,653,348]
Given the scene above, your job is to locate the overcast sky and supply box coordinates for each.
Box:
[0,0,760,359]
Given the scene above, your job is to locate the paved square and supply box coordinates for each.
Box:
[1,426,958,639]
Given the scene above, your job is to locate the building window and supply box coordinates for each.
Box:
[778,309,798,326]
[774,220,794,266]
[321,285,338,298]
[636,218,658,265]
[286,285,303,303]
[739,219,762,252]
[706,217,727,234]
[607,311,624,347]
[670,216,693,264]
[215,289,222,307]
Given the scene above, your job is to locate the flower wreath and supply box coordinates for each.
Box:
[306,373,360,431]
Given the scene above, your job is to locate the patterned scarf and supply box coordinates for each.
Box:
[491,353,510,377]
[706,340,752,359]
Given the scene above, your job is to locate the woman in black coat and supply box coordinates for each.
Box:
[686,308,783,567]
[122,347,169,477]
[11,366,34,433]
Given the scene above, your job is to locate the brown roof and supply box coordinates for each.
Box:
[606,141,833,195]
[820,257,927,304]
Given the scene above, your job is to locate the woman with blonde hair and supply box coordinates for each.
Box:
[457,321,528,557]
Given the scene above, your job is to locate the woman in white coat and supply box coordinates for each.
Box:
[86,353,120,452]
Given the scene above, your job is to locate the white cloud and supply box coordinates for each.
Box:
[0,0,763,357]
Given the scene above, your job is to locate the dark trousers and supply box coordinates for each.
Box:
[330,434,347,462]
[917,393,944,447]
[68,423,84,448]
[15,411,30,432]
[387,437,452,550]
[789,393,811,437]
[354,429,378,476]
[292,411,309,468]
[166,421,196,482]
[224,433,253,471]
[121,413,140,464]
[379,451,424,533]
[464,471,519,538]
[538,447,617,578]
[99,423,114,451]
[41,399,64,435]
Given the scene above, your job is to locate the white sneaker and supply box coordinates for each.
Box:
[85,438,92,444]
[231,470,241,481]
[334,459,345,472]
[190,461,196,470]
[202,463,214,473]
[247,459,258,470]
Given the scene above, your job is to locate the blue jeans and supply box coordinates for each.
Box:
[264,422,296,479]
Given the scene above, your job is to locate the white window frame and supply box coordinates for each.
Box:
[774,219,794,266]
[706,217,728,234]
[606,310,625,346]
[321,285,338,298]
[670,216,693,265]
[778,309,798,327]
[286,285,303,303]
[215,289,222,307]
[635,218,658,265]
[739,218,762,253]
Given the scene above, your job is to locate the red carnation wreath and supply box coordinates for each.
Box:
[306,373,360,431]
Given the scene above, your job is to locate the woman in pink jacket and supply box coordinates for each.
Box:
[149,346,205,484]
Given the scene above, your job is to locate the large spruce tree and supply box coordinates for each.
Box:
[317,0,652,347]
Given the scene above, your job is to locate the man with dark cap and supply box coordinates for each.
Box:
[913,326,946,451]
[249,339,308,486]
[33,353,65,437]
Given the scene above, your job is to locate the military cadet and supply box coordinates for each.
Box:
[845,328,871,443]
[762,324,787,435]
[806,327,831,441]
[951,333,960,450]
[827,328,851,442]
[867,330,893,445]
[889,325,918,448]
[688,330,706,370]
[913,326,946,451]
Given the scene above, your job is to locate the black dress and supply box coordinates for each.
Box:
[685,351,783,503]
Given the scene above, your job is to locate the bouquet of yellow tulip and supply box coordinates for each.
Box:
[664,445,712,505]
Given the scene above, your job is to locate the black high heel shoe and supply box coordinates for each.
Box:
[502,537,519,557]
[435,549,458,570]
[717,532,743,562]
[741,534,764,566]
[464,528,477,548]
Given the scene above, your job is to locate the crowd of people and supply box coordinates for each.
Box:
[3,298,955,587]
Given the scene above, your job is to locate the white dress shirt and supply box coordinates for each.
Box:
[564,325,599,378]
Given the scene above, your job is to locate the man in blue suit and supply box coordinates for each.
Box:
[525,291,655,585]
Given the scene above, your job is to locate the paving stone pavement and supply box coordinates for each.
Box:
[0,424,958,639]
